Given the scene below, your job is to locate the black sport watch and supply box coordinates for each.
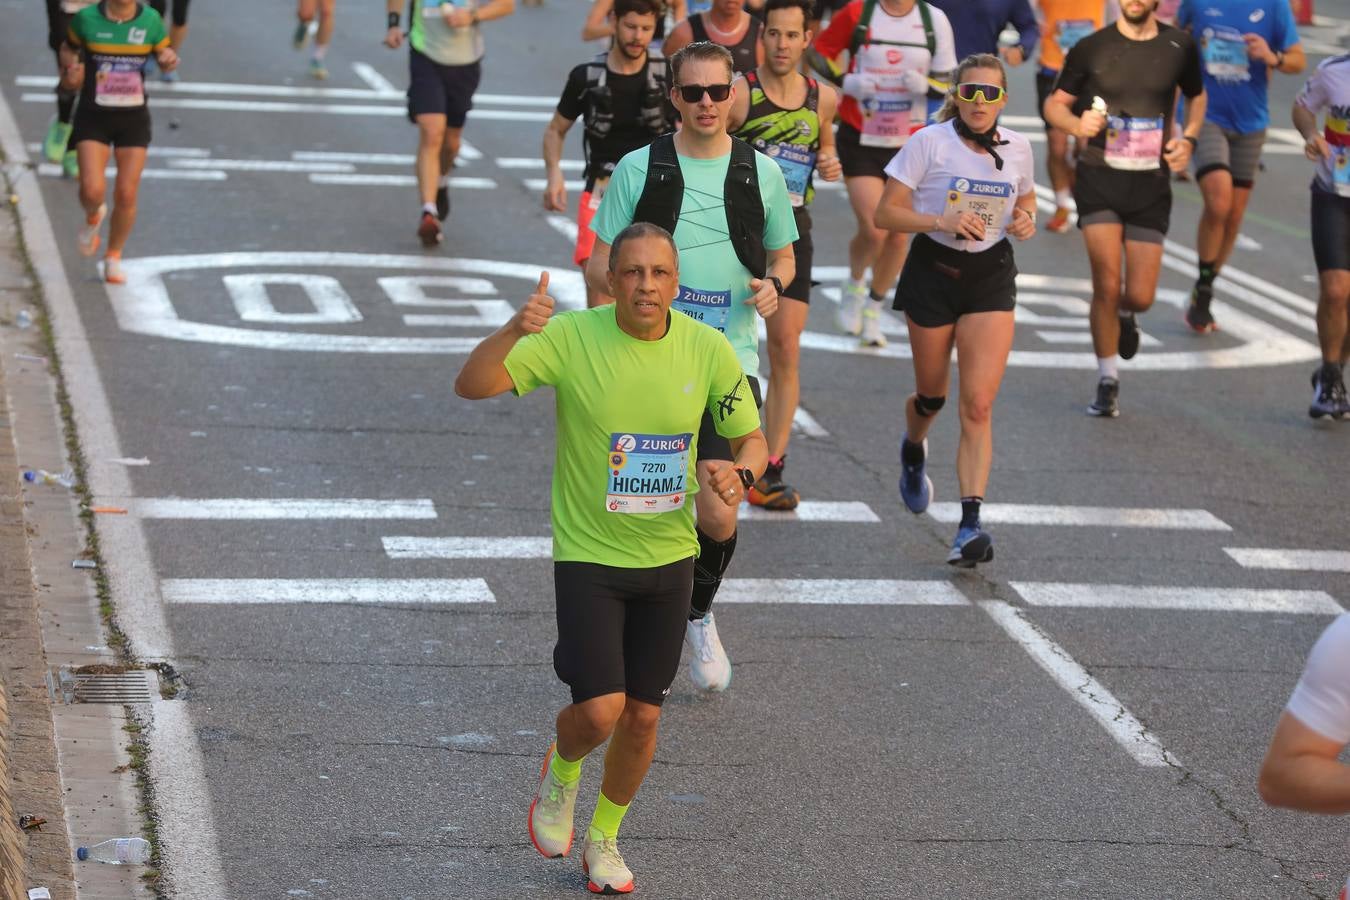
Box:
[735,466,756,490]
[766,275,783,297]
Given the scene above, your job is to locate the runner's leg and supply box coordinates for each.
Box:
[762,297,807,460]
[76,141,110,221]
[902,320,955,446]
[1317,271,1350,364]
[844,175,884,281]
[1083,222,1125,360]
[1120,238,1163,316]
[416,113,447,208]
[107,146,148,256]
[953,310,1015,499]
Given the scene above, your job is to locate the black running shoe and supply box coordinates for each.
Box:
[1117,313,1141,360]
[1309,366,1350,420]
[1087,377,1120,418]
[1185,284,1218,333]
[436,186,451,222]
[417,211,442,248]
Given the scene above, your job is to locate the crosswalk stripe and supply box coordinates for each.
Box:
[1010,582,1342,614]
[384,536,551,559]
[927,504,1232,531]
[1223,548,1350,572]
[37,163,226,181]
[738,501,879,522]
[980,600,1179,768]
[308,174,498,188]
[132,498,437,519]
[161,578,494,604]
[718,579,967,605]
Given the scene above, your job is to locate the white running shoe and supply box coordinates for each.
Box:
[835,279,867,335]
[78,203,105,257]
[582,828,634,895]
[859,305,887,348]
[527,744,580,858]
[685,613,731,692]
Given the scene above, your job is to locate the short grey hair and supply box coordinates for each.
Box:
[608,222,679,271]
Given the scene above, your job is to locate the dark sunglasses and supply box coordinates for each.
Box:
[676,83,733,103]
[955,82,1005,103]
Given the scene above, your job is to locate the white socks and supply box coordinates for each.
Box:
[1097,355,1120,381]
[1054,189,1072,208]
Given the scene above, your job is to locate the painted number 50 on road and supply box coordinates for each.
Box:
[107,252,586,353]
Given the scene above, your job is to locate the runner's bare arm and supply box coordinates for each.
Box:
[816,84,842,181]
[1042,88,1095,137]
[1258,712,1350,815]
[1292,102,1330,161]
[662,18,694,59]
[727,76,751,132]
[385,0,404,48]
[1164,89,1206,171]
[542,112,576,211]
[585,240,614,298]
[582,0,615,40]
[728,428,769,486]
[455,273,555,398]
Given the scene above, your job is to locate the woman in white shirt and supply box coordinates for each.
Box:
[874,53,1037,567]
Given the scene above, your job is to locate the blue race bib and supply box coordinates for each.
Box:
[606,432,692,514]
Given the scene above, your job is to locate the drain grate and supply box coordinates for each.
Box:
[48,667,159,704]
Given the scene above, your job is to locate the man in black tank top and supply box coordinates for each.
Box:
[664,0,764,75]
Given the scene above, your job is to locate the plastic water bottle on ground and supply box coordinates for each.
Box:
[23,468,76,488]
[76,837,151,864]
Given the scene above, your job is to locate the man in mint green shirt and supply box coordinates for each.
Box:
[585,40,797,695]
[455,223,766,895]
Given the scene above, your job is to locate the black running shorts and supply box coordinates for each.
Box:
[70,107,152,149]
[1035,69,1058,130]
[1311,187,1350,273]
[893,233,1017,328]
[553,558,695,706]
[837,123,899,180]
[784,206,814,303]
[696,374,762,463]
[407,49,481,128]
[148,0,190,27]
[1073,163,1171,242]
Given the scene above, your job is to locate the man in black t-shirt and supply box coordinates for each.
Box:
[543,0,676,306]
[1044,0,1205,419]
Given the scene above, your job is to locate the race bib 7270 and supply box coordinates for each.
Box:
[606,432,691,514]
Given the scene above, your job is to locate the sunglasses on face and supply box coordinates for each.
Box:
[955,82,1005,103]
[676,83,733,103]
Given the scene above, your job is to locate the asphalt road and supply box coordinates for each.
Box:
[1,0,1348,896]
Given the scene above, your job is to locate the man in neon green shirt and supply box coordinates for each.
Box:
[585,41,798,694]
[455,223,766,895]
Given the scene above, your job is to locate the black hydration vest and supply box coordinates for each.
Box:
[631,133,766,278]
[581,52,671,155]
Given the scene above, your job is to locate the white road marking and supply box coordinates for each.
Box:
[1223,548,1350,572]
[293,150,414,164]
[109,252,586,352]
[161,578,496,604]
[19,93,554,121]
[791,407,830,437]
[27,142,210,158]
[926,504,1232,531]
[496,157,584,170]
[132,498,437,519]
[524,177,585,192]
[1010,582,1343,614]
[980,601,1180,768]
[738,501,880,522]
[545,213,579,243]
[384,536,552,559]
[1034,329,1162,347]
[0,81,229,898]
[36,163,227,181]
[307,173,498,188]
[351,62,401,96]
[169,158,354,173]
[403,307,514,327]
[718,579,969,605]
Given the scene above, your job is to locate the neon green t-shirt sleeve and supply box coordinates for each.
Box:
[757,157,799,250]
[591,151,645,245]
[708,338,762,439]
[502,316,570,396]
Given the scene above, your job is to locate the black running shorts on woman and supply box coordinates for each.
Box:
[553,558,695,706]
[894,233,1017,327]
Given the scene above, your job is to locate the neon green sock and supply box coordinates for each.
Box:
[548,744,583,786]
[588,791,629,840]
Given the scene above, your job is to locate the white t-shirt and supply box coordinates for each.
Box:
[883,119,1035,254]
[851,4,958,148]
[1295,55,1350,197]
[1286,613,1350,744]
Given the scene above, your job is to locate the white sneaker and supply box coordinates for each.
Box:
[685,613,731,691]
[835,279,867,335]
[859,305,887,348]
[78,203,105,257]
[582,828,634,894]
[527,743,580,858]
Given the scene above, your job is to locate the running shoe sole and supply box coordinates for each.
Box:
[1085,403,1119,418]
[947,533,993,568]
[898,473,933,514]
[436,186,451,222]
[1184,307,1218,334]
[747,485,799,510]
[582,857,635,895]
[527,746,573,859]
[417,216,443,248]
[1117,315,1141,361]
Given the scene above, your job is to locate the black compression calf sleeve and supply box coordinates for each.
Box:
[690,527,737,620]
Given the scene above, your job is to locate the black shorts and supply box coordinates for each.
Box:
[70,107,152,149]
[1035,68,1058,129]
[837,123,899,180]
[1073,163,1171,242]
[553,558,695,706]
[148,0,190,27]
[784,206,813,302]
[697,374,762,463]
[1311,186,1350,273]
[407,49,481,128]
[893,233,1017,328]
